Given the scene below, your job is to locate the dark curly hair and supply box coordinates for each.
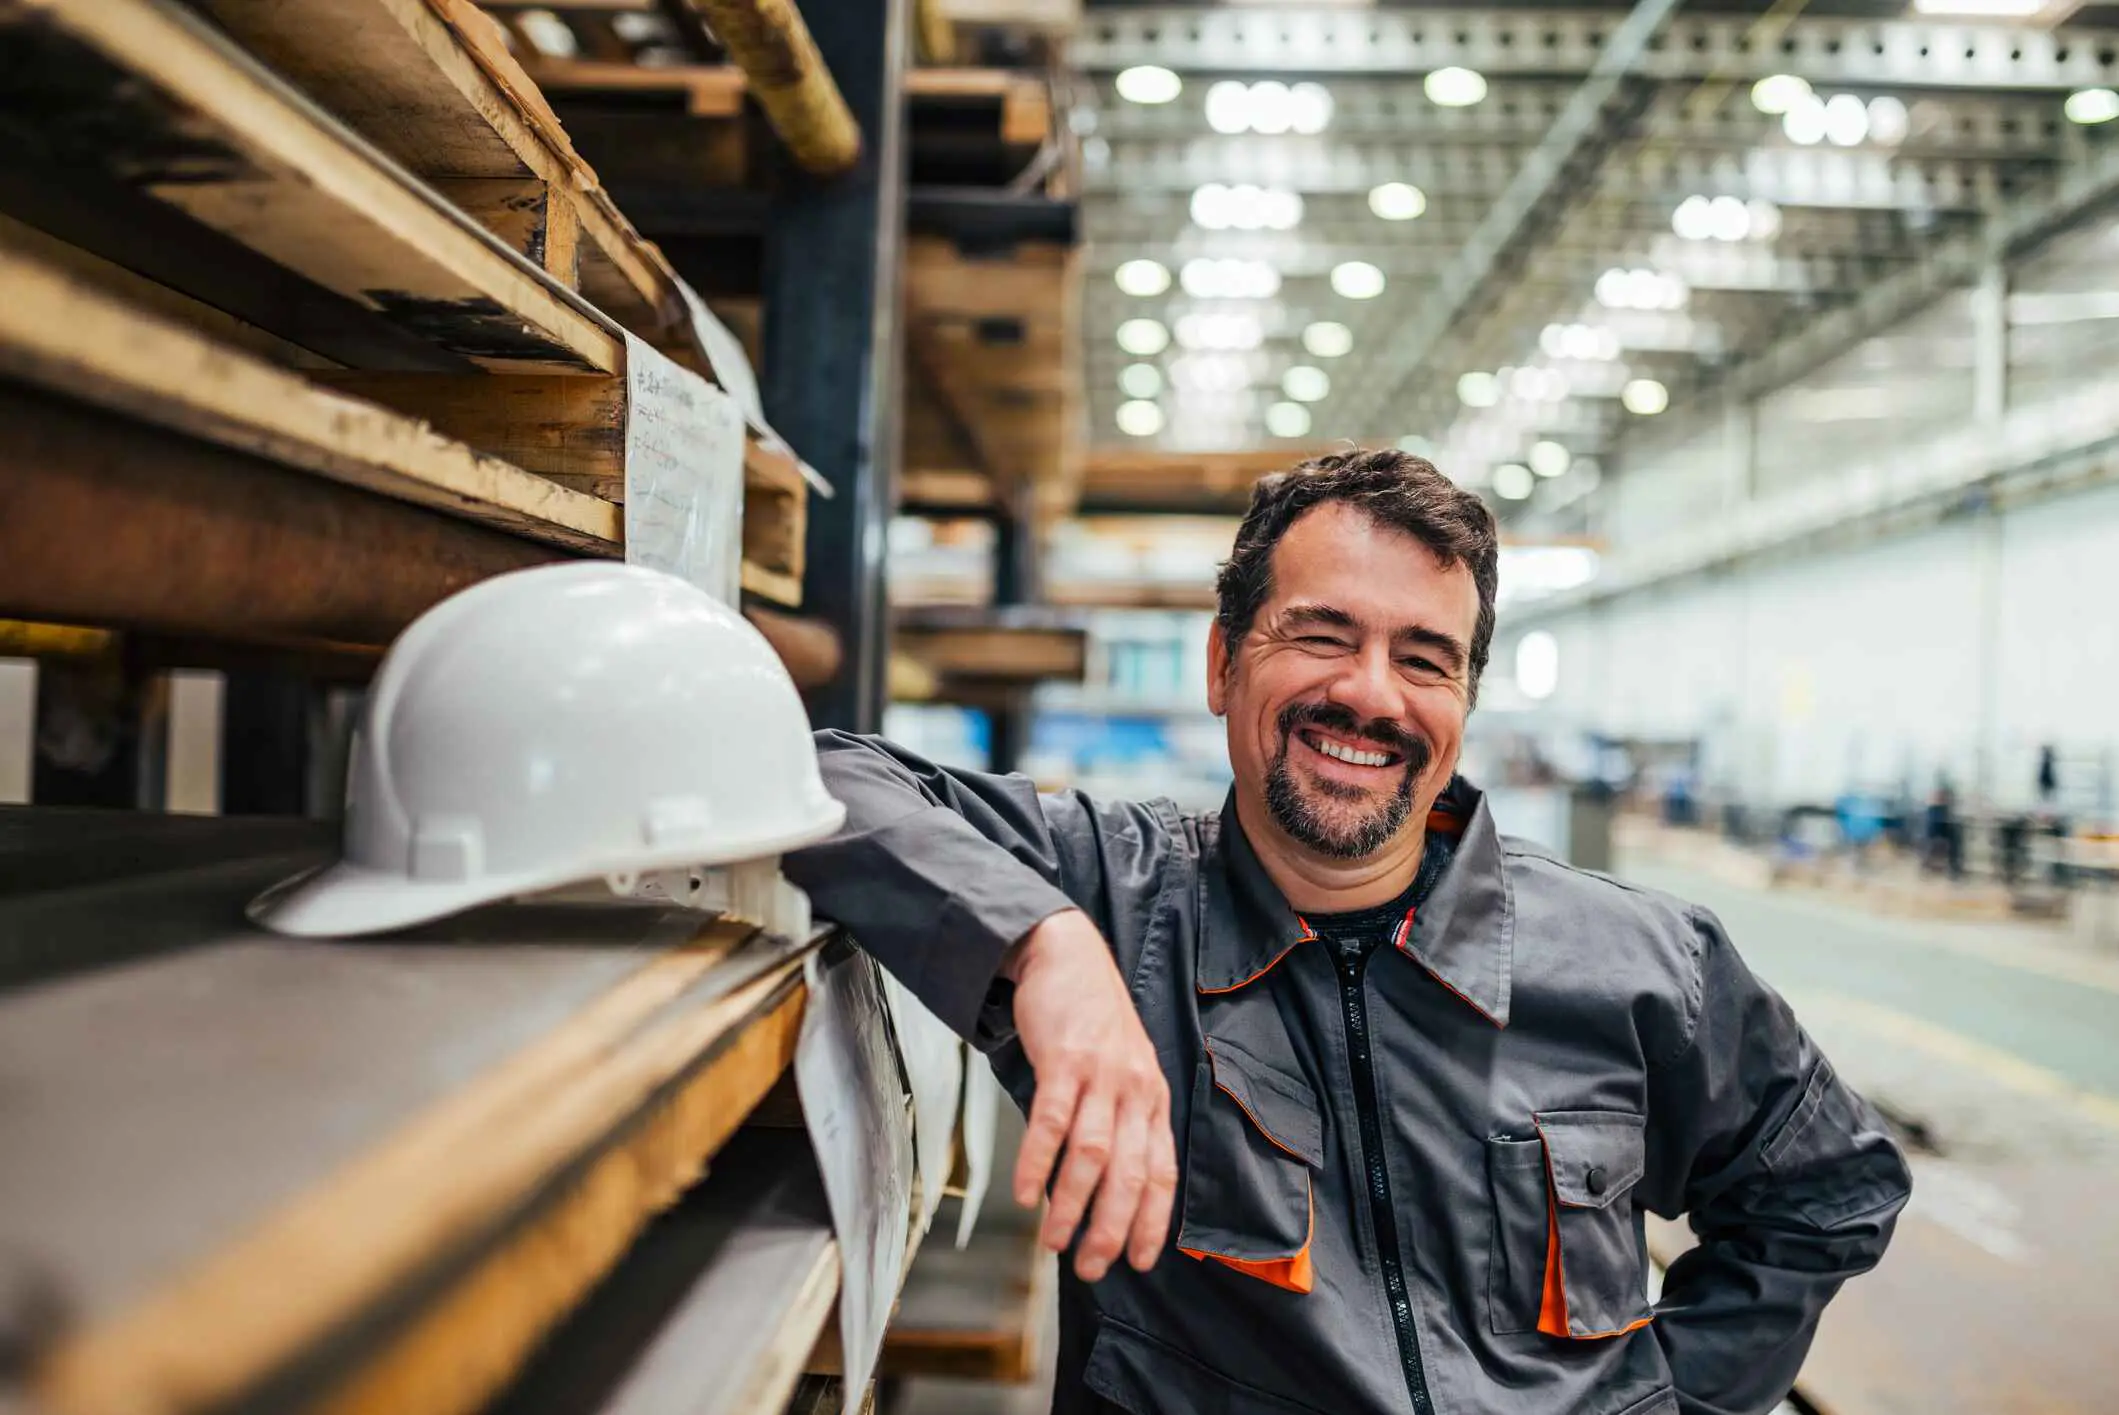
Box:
[1213,448,1501,702]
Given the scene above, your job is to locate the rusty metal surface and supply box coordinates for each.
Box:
[0,383,563,649]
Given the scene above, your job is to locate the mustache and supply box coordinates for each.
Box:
[1277,701,1431,771]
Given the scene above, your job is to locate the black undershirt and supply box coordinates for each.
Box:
[1303,831,1457,956]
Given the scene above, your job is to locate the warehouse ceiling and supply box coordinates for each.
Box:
[1070,1,2119,520]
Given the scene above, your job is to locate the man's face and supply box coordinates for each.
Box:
[1208,502,1481,861]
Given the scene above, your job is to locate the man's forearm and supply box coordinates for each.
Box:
[1653,1244,1842,1415]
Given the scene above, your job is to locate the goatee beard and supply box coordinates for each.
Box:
[1264,702,1430,860]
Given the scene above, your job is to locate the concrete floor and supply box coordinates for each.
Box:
[896,857,2119,1413]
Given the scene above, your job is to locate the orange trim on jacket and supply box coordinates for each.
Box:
[1180,1186,1315,1295]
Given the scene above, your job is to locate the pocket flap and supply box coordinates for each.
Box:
[1206,1037,1323,1168]
[1534,1110,1646,1210]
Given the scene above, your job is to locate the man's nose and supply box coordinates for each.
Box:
[1326,641,1402,729]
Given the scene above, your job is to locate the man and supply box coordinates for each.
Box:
[785,450,1910,1415]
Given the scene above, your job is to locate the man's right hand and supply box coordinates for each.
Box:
[1003,908,1178,1284]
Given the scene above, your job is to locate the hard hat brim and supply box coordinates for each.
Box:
[247,800,846,939]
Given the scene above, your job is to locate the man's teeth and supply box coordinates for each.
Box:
[1314,737,1394,767]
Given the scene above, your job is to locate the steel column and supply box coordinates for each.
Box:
[762,0,908,734]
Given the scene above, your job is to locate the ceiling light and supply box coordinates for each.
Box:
[1707,194,1750,242]
[1492,464,1534,501]
[1783,94,1828,146]
[1190,183,1232,230]
[1303,321,1353,358]
[1115,65,1182,105]
[1529,440,1571,479]
[1368,182,1428,221]
[1265,401,1312,438]
[1205,80,1250,135]
[1746,199,1783,241]
[1261,188,1304,230]
[1597,267,1686,311]
[1457,371,1500,408]
[1540,324,1569,359]
[1425,66,1487,108]
[1181,257,1280,299]
[1622,378,1670,415]
[1515,630,1560,700]
[1289,82,1333,135]
[1283,365,1330,403]
[1866,96,1910,146]
[1331,261,1386,299]
[1114,259,1170,297]
[1823,93,1869,147]
[1119,363,1163,399]
[1751,74,1810,117]
[1116,318,1170,356]
[1170,354,1251,393]
[1672,195,1715,242]
[1116,400,1165,436]
[2066,88,2119,125]
[1175,311,1263,351]
[1247,79,1294,135]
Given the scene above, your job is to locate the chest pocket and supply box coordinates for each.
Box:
[1488,1110,1653,1339]
[1176,1036,1323,1295]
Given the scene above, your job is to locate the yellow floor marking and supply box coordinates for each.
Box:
[1788,989,2119,1135]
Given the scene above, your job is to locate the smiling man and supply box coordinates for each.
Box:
[785,449,1910,1415]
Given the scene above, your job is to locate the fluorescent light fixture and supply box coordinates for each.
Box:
[1289,82,1333,135]
[1180,258,1280,299]
[1265,401,1312,438]
[1783,94,1828,146]
[2067,88,2119,125]
[1368,182,1428,221]
[1529,440,1571,479]
[1867,96,1910,146]
[1823,93,1869,147]
[1672,194,1715,241]
[1248,80,1294,135]
[1425,66,1487,108]
[1747,199,1783,240]
[1193,183,1302,231]
[1492,463,1534,501]
[1170,354,1251,392]
[1115,65,1182,105]
[1282,365,1331,403]
[1205,80,1250,134]
[1708,194,1750,242]
[1597,267,1687,311]
[1911,0,2045,14]
[1331,261,1386,299]
[1119,363,1163,399]
[1114,259,1170,297]
[1116,318,1170,356]
[1622,378,1670,415]
[1116,400,1165,436]
[1261,188,1304,230]
[1515,630,1560,700]
[1457,371,1500,408]
[1175,312,1264,351]
[1751,74,1810,116]
[1303,321,1353,358]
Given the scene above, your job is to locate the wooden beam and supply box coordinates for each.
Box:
[0,242,619,551]
[0,383,566,648]
[4,0,623,374]
[192,0,680,340]
[1079,446,1339,514]
[899,469,998,511]
[895,624,1086,682]
[431,179,583,289]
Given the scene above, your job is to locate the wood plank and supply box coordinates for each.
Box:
[0,241,619,552]
[0,831,809,1415]
[486,1130,840,1415]
[895,624,1087,682]
[191,0,678,340]
[0,382,567,649]
[877,1198,1050,1382]
[1,0,623,373]
[434,178,584,289]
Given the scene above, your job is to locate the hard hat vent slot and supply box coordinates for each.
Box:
[410,818,483,882]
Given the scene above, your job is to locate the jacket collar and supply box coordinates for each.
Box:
[1197,776,1515,1028]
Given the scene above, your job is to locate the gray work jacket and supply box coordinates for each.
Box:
[784,733,1911,1415]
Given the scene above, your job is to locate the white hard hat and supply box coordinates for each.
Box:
[250,562,845,937]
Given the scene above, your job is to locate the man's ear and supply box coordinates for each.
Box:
[1206,622,1231,716]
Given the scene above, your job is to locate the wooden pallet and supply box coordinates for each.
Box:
[0,818,814,1415]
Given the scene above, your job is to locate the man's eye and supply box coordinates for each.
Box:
[1300,635,1345,648]
[1400,657,1441,674]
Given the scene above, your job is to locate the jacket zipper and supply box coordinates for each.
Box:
[1334,937,1435,1415]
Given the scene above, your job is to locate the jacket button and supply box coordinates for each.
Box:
[1584,1166,1608,1196]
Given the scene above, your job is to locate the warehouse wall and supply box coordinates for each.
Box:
[1508,213,2119,813]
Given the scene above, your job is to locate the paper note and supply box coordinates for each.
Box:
[676,280,832,496]
[620,330,745,605]
[880,971,965,1236]
[795,940,913,1413]
[955,1052,1003,1250]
